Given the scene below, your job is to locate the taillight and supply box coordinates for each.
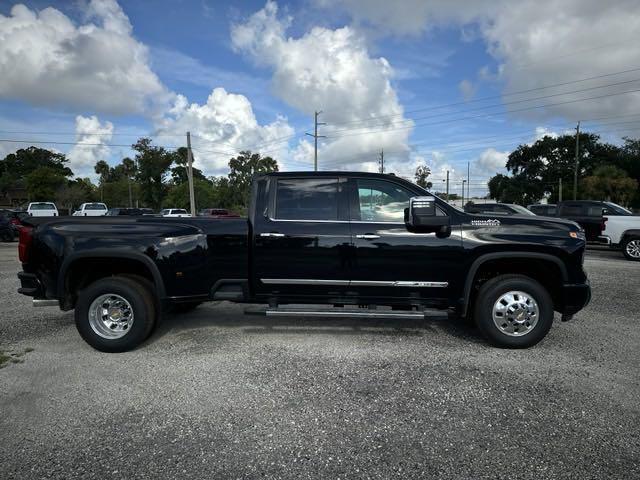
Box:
[18,226,33,263]
[601,216,608,232]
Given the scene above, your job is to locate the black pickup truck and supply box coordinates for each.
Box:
[17,172,591,351]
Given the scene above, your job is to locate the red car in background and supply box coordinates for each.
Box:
[0,209,29,234]
[198,208,240,218]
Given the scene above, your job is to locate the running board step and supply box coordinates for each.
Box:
[244,306,428,319]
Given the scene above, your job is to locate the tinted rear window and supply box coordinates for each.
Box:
[85,203,107,210]
[30,203,56,210]
[560,205,582,216]
[276,178,339,220]
[586,206,604,217]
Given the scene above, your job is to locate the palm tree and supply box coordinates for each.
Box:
[122,157,136,207]
[94,160,110,202]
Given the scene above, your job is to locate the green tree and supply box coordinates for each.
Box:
[503,133,621,202]
[132,138,174,210]
[228,151,278,207]
[414,165,433,189]
[619,137,640,207]
[488,173,545,205]
[165,178,216,210]
[170,147,206,184]
[94,160,110,202]
[55,178,97,212]
[582,165,638,206]
[121,157,136,207]
[25,167,67,201]
[1,147,73,202]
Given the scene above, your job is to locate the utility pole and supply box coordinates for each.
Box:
[573,121,580,200]
[559,178,563,203]
[379,149,384,174]
[306,111,326,171]
[445,170,450,202]
[467,161,470,203]
[462,180,467,207]
[186,131,196,216]
[128,175,132,208]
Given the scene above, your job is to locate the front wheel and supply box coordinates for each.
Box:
[622,236,640,261]
[474,274,554,348]
[75,277,157,352]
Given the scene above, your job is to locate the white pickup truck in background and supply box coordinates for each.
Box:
[72,202,108,216]
[599,216,640,261]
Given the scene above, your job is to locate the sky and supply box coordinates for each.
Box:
[1,0,640,197]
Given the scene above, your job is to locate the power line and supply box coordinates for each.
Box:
[325,87,640,139]
[327,67,640,127]
[328,77,640,135]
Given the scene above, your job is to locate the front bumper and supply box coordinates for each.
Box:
[561,280,591,316]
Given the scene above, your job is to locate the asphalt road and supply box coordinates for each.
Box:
[0,242,638,479]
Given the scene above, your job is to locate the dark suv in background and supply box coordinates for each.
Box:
[557,200,632,242]
[528,204,557,216]
[464,203,536,216]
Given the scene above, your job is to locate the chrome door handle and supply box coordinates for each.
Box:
[260,232,285,238]
[356,234,380,239]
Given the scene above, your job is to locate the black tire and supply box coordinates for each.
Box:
[474,274,554,348]
[75,277,157,352]
[167,301,202,314]
[621,236,640,261]
[118,274,163,333]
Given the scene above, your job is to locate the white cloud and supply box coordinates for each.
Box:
[317,0,640,121]
[475,147,509,174]
[534,126,558,140]
[231,1,413,172]
[315,0,496,37]
[67,115,113,178]
[0,1,170,115]
[155,88,294,175]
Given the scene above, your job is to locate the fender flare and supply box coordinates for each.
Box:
[621,229,640,243]
[461,252,568,316]
[58,249,166,299]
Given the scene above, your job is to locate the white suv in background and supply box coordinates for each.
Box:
[600,215,640,261]
[72,203,108,216]
[160,208,191,217]
[27,202,59,217]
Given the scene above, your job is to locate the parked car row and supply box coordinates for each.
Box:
[3,203,240,219]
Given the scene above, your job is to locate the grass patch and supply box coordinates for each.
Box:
[0,347,33,368]
[0,351,10,368]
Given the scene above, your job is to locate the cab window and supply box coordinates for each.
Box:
[353,179,413,222]
[275,178,339,221]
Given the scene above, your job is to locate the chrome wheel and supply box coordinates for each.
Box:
[492,290,539,337]
[88,294,134,339]
[625,239,640,259]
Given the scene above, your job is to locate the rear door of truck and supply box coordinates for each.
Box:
[251,175,352,298]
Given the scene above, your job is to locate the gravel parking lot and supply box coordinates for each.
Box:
[0,242,638,479]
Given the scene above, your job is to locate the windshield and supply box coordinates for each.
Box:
[604,202,632,215]
[510,204,536,215]
[30,203,56,210]
[85,203,107,210]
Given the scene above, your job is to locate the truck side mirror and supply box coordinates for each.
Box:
[405,196,450,235]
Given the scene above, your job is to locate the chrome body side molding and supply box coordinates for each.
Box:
[261,279,448,288]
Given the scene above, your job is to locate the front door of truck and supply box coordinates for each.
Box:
[347,177,463,305]
[252,176,352,299]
